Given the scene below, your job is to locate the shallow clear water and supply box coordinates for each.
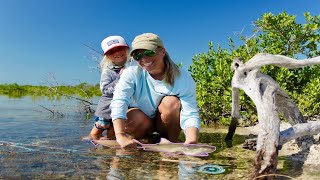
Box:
[0,96,319,179]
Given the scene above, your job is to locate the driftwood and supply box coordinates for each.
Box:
[225,53,320,178]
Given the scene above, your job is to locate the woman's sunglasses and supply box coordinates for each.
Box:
[132,50,156,61]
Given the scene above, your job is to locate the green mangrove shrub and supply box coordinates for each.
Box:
[189,12,320,125]
[0,83,101,98]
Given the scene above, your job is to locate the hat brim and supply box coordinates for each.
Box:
[130,43,158,56]
[104,44,129,55]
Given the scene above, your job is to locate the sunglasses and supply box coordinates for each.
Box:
[132,50,156,61]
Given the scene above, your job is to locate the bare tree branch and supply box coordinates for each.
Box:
[227,53,320,177]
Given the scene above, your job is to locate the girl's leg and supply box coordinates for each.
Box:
[155,96,181,142]
[88,127,104,140]
[106,126,115,139]
[89,118,111,139]
[90,126,104,137]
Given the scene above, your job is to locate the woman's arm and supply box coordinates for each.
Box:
[113,118,137,148]
[178,71,201,144]
[110,67,139,147]
[184,127,198,144]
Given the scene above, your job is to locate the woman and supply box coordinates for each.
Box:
[110,33,200,148]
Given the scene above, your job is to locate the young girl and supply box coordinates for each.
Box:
[89,35,131,140]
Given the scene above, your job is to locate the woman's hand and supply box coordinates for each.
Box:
[116,133,137,148]
[184,127,198,145]
[113,119,137,148]
[184,139,197,145]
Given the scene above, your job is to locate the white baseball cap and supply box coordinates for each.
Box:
[101,35,129,55]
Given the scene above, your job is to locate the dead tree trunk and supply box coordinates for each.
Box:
[225,87,240,141]
[226,53,320,178]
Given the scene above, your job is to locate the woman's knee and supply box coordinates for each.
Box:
[126,108,153,134]
[159,96,181,113]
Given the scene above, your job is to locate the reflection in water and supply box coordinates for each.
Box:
[1,96,320,179]
[178,162,198,179]
[101,151,131,178]
[106,149,132,180]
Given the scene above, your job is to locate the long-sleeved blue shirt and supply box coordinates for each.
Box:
[110,65,200,131]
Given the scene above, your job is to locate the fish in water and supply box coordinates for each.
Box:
[91,139,121,148]
[91,138,216,157]
[135,138,216,157]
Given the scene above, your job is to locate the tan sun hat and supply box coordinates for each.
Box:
[130,33,164,56]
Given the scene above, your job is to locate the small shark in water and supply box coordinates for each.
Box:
[91,139,121,148]
[91,138,216,157]
[136,138,216,157]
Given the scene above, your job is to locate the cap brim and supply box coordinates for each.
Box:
[130,43,158,56]
[104,44,129,55]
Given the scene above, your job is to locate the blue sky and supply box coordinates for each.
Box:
[0,0,319,85]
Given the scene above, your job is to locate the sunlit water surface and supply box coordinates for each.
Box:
[0,96,319,179]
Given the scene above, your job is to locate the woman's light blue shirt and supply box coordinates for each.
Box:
[110,66,200,130]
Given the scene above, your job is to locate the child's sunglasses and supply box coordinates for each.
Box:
[132,50,156,61]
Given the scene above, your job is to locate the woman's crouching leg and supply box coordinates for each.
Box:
[156,96,181,142]
[124,108,154,139]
